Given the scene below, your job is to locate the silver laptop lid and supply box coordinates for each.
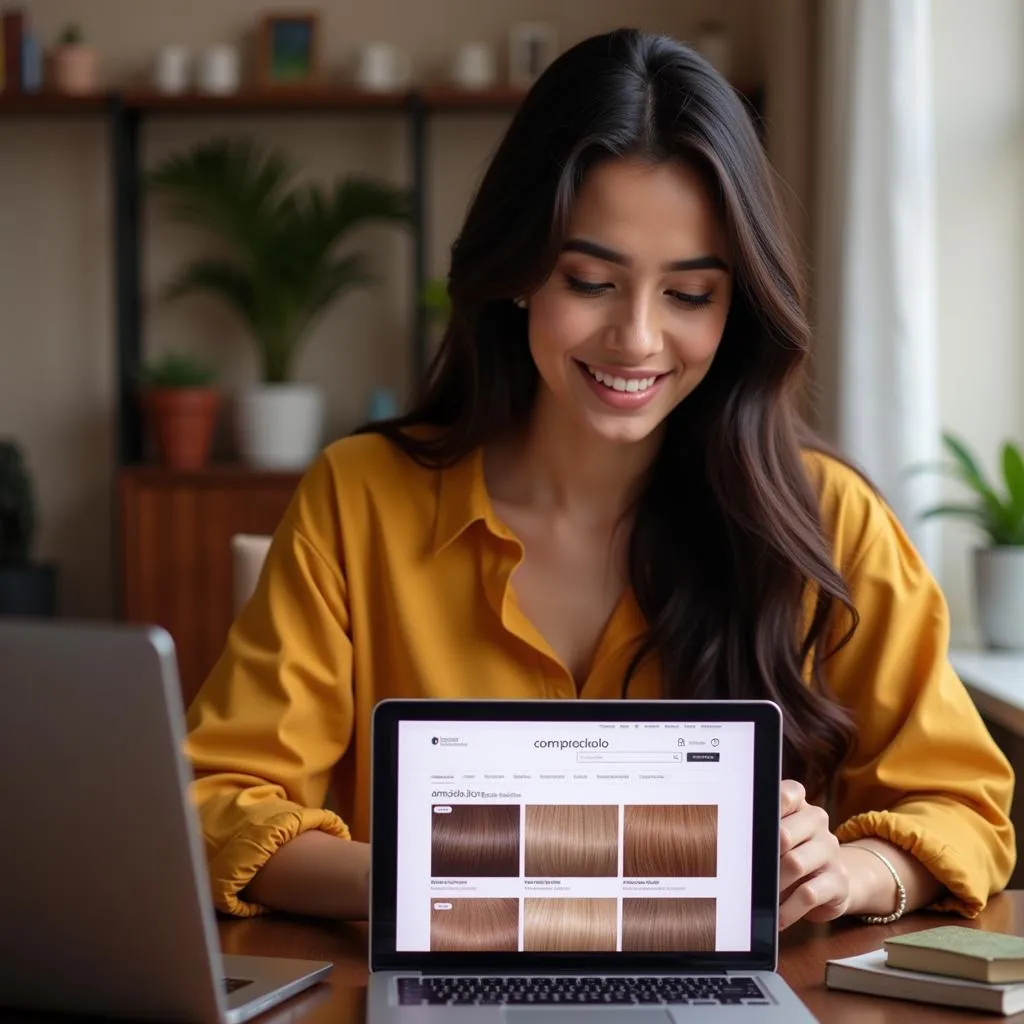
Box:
[0,620,229,1022]
[370,699,782,974]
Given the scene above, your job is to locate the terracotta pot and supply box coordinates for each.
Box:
[52,44,98,95]
[142,388,220,471]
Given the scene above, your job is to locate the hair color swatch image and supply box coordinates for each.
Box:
[621,898,717,952]
[430,898,520,951]
[523,898,618,952]
[431,804,520,877]
[622,804,718,877]
[524,804,618,877]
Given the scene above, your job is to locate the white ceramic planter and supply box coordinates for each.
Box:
[974,546,1024,650]
[236,383,323,470]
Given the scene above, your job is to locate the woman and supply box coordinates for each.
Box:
[185,29,1014,928]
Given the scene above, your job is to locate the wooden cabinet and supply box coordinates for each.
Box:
[119,466,302,708]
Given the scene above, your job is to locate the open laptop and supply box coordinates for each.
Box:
[368,698,818,1022]
[0,620,332,1024]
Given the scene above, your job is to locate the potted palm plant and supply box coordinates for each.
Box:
[921,433,1024,649]
[139,351,220,470]
[0,440,57,616]
[148,137,410,469]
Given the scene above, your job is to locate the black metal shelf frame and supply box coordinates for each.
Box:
[105,93,498,465]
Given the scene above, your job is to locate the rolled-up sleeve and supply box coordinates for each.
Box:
[824,478,1015,916]
[184,454,354,917]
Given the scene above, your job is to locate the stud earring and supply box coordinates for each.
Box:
[513,296,527,309]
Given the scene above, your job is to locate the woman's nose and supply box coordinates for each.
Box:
[609,296,662,360]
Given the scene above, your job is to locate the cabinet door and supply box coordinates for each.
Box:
[119,469,301,708]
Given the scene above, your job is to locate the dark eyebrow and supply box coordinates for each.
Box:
[561,238,729,273]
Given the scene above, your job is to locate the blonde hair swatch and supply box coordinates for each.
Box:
[524,804,618,877]
[622,804,718,877]
[430,804,520,877]
[621,898,717,952]
[523,898,617,951]
[429,898,520,951]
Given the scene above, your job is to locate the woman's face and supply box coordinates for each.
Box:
[527,157,733,447]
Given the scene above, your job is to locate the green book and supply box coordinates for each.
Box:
[885,926,1024,984]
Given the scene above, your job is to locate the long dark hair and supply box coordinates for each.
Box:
[366,28,857,797]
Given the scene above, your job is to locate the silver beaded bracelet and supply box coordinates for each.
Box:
[856,845,908,925]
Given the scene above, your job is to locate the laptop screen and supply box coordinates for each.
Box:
[394,718,754,954]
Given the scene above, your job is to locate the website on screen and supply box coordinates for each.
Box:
[394,719,755,953]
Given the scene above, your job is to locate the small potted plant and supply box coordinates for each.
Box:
[51,23,98,95]
[921,432,1024,649]
[139,351,221,471]
[0,440,57,617]
[148,136,410,469]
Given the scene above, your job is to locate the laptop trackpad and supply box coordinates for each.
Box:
[504,1012,673,1023]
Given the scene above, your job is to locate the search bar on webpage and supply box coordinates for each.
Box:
[575,752,684,763]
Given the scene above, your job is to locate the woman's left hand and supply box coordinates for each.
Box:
[778,779,850,929]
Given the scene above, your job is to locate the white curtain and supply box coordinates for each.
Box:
[815,0,940,566]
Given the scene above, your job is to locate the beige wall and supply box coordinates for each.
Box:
[932,0,1024,644]
[0,0,813,617]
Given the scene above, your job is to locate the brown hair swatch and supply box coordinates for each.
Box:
[430,804,520,877]
[623,805,718,877]
[523,898,617,951]
[621,898,717,951]
[524,804,618,877]
[429,898,520,951]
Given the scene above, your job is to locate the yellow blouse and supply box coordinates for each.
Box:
[184,432,1015,918]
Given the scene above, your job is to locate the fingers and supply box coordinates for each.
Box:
[780,779,806,817]
[776,793,846,931]
[778,865,848,930]
[779,827,840,894]
[779,802,831,856]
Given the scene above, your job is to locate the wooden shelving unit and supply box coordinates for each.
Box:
[120,87,413,113]
[0,91,108,114]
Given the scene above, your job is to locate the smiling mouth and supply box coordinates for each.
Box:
[578,361,668,393]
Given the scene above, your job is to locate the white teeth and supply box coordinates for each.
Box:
[585,366,658,393]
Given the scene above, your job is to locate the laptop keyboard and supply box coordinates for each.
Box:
[398,975,769,1006]
[224,977,254,994]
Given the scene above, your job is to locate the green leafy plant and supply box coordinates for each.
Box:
[919,432,1024,546]
[140,351,218,389]
[0,440,36,566]
[148,137,411,384]
[58,23,84,46]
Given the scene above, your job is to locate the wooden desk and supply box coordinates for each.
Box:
[5,895,1023,1022]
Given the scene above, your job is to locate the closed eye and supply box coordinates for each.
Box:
[565,274,612,297]
[567,275,712,308]
[668,290,713,309]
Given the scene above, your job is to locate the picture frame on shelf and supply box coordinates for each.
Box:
[255,12,321,89]
[508,22,557,88]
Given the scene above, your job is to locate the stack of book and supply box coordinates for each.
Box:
[826,925,1024,1015]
